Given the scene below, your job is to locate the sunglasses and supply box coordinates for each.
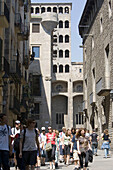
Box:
[31,122,36,124]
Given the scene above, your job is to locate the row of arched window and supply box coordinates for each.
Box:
[31,6,69,14]
[53,49,69,58]
[53,35,69,43]
[59,20,69,28]
[53,65,69,73]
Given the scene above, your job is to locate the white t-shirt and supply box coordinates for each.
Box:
[0,124,12,151]
[59,132,65,145]
[20,128,37,151]
[11,127,20,136]
[40,133,46,148]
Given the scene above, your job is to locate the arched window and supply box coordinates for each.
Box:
[65,35,69,43]
[65,20,69,28]
[35,7,40,14]
[59,35,63,43]
[65,50,69,58]
[41,7,45,13]
[53,7,57,13]
[53,65,57,73]
[65,7,69,13]
[31,7,34,14]
[56,85,63,92]
[59,50,63,58]
[65,65,69,73]
[59,20,63,28]
[59,65,63,73]
[59,7,63,13]
[47,7,51,12]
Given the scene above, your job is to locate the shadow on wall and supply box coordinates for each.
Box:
[28,59,50,130]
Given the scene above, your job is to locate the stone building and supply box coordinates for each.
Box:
[79,0,113,147]
[0,0,31,126]
[29,3,84,130]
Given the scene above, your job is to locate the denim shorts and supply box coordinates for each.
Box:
[60,145,64,155]
[22,150,37,166]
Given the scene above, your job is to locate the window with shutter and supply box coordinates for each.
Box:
[32,24,40,33]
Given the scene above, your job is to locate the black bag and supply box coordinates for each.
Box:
[14,135,20,152]
[88,149,93,163]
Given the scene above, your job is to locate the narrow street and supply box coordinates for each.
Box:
[10,150,113,170]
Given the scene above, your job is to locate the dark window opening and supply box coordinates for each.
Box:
[65,20,69,28]
[65,50,69,58]
[65,65,69,73]
[53,65,57,73]
[31,7,34,13]
[65,35,69,43]
[59,35,63,43]
[59,50,63,58]
[47,7,51,12]
[53,7,57,13]
[59,21,63,28]
[65,7,69,13]
[59,7,63,13]
[41,7,45,13]
[59,65,63,73]
[35,7,39,14]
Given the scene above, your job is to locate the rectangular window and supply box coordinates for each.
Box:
[32,24,40,33]
[32,46,40,58]
[56,113,64,125]
[76,114,78,124]
[32,75,41,96]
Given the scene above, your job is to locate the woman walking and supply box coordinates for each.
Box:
[101,129,110,158]
[62,129,71,166]
[77,128,91,170]
[46,127,56,169]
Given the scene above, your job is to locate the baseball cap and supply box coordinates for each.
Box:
[15,120,20,124]
[48,126,52,129]
[41,127,45,131]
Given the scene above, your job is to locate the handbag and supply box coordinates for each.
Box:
[45,142,52,151]
[45,133,53,151]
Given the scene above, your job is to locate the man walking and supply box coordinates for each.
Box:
[19,118,40,170]
[90,129,99,156]
[0,114,12,170]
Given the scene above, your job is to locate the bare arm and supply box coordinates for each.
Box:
[19,138,23,158]
[77,140,81,154]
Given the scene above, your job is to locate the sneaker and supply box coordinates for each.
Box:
[53,164,55,170]
[50,165,52,169]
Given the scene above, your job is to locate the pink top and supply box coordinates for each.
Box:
[46,132,56,145]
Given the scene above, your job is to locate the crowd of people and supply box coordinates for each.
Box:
[0,114,111,170]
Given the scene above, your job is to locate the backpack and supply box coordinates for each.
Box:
[14,128,38,151]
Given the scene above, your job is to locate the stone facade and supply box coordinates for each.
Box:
[29,3,84,131]
[0,0,31,126]
[79,0,113,148]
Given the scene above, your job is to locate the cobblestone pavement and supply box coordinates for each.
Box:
[10,150,113,170]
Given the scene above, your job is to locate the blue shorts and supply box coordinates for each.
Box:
[60,145,64,155]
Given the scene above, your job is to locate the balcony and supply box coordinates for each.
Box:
[15,13,22,32]
[96,78,111,96]
[89,92,96,106]
[83,100,87,111]
[0,1,9,28]
[9,95,20,115]
[18,23,29,41]
[19,0,24,7]
[10,60,21,81]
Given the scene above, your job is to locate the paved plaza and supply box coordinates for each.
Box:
[10,150,113,170]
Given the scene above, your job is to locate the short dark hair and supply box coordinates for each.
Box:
[0,114,6,119]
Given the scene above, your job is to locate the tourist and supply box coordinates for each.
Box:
[77,128,91,170]
[62,129,71,166]
[55,130,60,169]
[40,127,46,166]
[101,129,110,158]
[59,127,66,163]
[46,127,56,169]
[90,129,99,156]
[0,114,12,170]
[19,118,40,170]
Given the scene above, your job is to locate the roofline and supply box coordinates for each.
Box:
[31,3,72,9]
[71,62,83,65]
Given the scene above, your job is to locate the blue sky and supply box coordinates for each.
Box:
[31,0,87,62]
